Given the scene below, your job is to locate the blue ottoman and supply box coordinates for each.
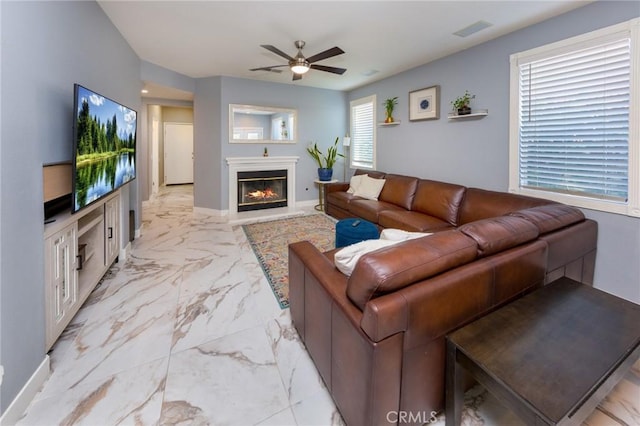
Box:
[335,218,379,248]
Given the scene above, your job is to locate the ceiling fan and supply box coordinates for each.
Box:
[250,40,346,81]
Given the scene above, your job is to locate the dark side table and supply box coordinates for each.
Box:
[446,277,640,426]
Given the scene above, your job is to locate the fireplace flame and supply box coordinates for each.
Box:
[247,188,279,200]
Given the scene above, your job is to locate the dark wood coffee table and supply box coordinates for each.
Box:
[446,277,640,426]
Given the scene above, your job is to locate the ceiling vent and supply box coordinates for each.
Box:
[453,20,493,38]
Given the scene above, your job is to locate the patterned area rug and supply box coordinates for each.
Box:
[242,214,336,308]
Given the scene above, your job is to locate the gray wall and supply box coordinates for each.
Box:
[193,77,223,211]
[194,76,347,211]
[0,0,140,412]
[348,1,640,302]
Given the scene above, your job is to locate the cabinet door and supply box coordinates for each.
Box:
[105,196,120,265]
[45,223,78,349]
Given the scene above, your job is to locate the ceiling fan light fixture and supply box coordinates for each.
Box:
[252,40,345,79]
[290,58,310,74]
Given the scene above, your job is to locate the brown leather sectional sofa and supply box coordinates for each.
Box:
[289,170,598,425]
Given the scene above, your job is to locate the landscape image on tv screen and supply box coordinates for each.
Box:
[73,84,136,212]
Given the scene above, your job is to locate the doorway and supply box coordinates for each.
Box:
[164,122,194,185]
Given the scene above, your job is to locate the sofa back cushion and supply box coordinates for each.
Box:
[458,216,539,257]
[458,188,552,225]
[378,174,419,210]
[354,169,385,179]
[346,230,478,310]
[510,204,585,234]
[411,179,466,225]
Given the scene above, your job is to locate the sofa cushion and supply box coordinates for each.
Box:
[353,175,386,200]
[378,174,419,210]
[378,210,453,232]
[326,191,360,211]
[335,229,432,276]
[346,230,478,310]
[458,216,539,257]
[349,199,404,223]
[510,204,585,234]
[411,179,466,225]
[458,188,552,225]
[354,169,386,179]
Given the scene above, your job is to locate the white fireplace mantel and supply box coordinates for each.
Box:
[226,156,299,221]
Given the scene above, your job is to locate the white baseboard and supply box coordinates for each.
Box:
[0,355,50,426]
[296,200,317,209]
[193,206,227,217]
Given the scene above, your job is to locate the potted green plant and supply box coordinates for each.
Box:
[383,96,398,123]
[451,90,475,115]
[307,137,344,181]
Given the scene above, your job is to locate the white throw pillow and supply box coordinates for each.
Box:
[347,174,368,194]
[353,175,386,200]
[380,229,432,242]
[334,238,400,276]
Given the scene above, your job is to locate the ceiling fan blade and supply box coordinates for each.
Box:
[292,73,303,81]
[249,65,287,73]
[261,45,294,61]
[310,64,347,75]
[306,47,345,63]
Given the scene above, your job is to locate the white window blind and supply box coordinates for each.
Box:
[350,95,376,169]
[518,38,630,202]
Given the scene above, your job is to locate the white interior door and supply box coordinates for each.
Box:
[164,123,194,185]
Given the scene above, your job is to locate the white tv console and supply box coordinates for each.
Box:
[43,190,121,350]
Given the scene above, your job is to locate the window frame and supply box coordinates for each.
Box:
[350,95,377,170]
[509,18,640,217]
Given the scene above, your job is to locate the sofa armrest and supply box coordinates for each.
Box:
[289,242,347,307]
[361,292,409,342]
[289,241,364,332]
[325,182,350,195]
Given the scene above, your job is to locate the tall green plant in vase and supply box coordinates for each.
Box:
[307,137,344,181]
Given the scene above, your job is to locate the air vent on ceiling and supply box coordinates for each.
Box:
[453,20,493,38]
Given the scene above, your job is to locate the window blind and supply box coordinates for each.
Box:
[518,38,630,201]
[351,97,375,169]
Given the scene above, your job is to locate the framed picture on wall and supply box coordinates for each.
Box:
[409,85,440,121]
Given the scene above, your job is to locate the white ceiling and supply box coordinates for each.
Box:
[97,0,593,99]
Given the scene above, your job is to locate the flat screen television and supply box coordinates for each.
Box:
[72,84,137,213]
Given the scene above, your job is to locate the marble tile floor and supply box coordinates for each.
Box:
[16,185,640,426]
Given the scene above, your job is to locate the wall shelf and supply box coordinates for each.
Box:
[378,121,401,126]
[448,109,488,120]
